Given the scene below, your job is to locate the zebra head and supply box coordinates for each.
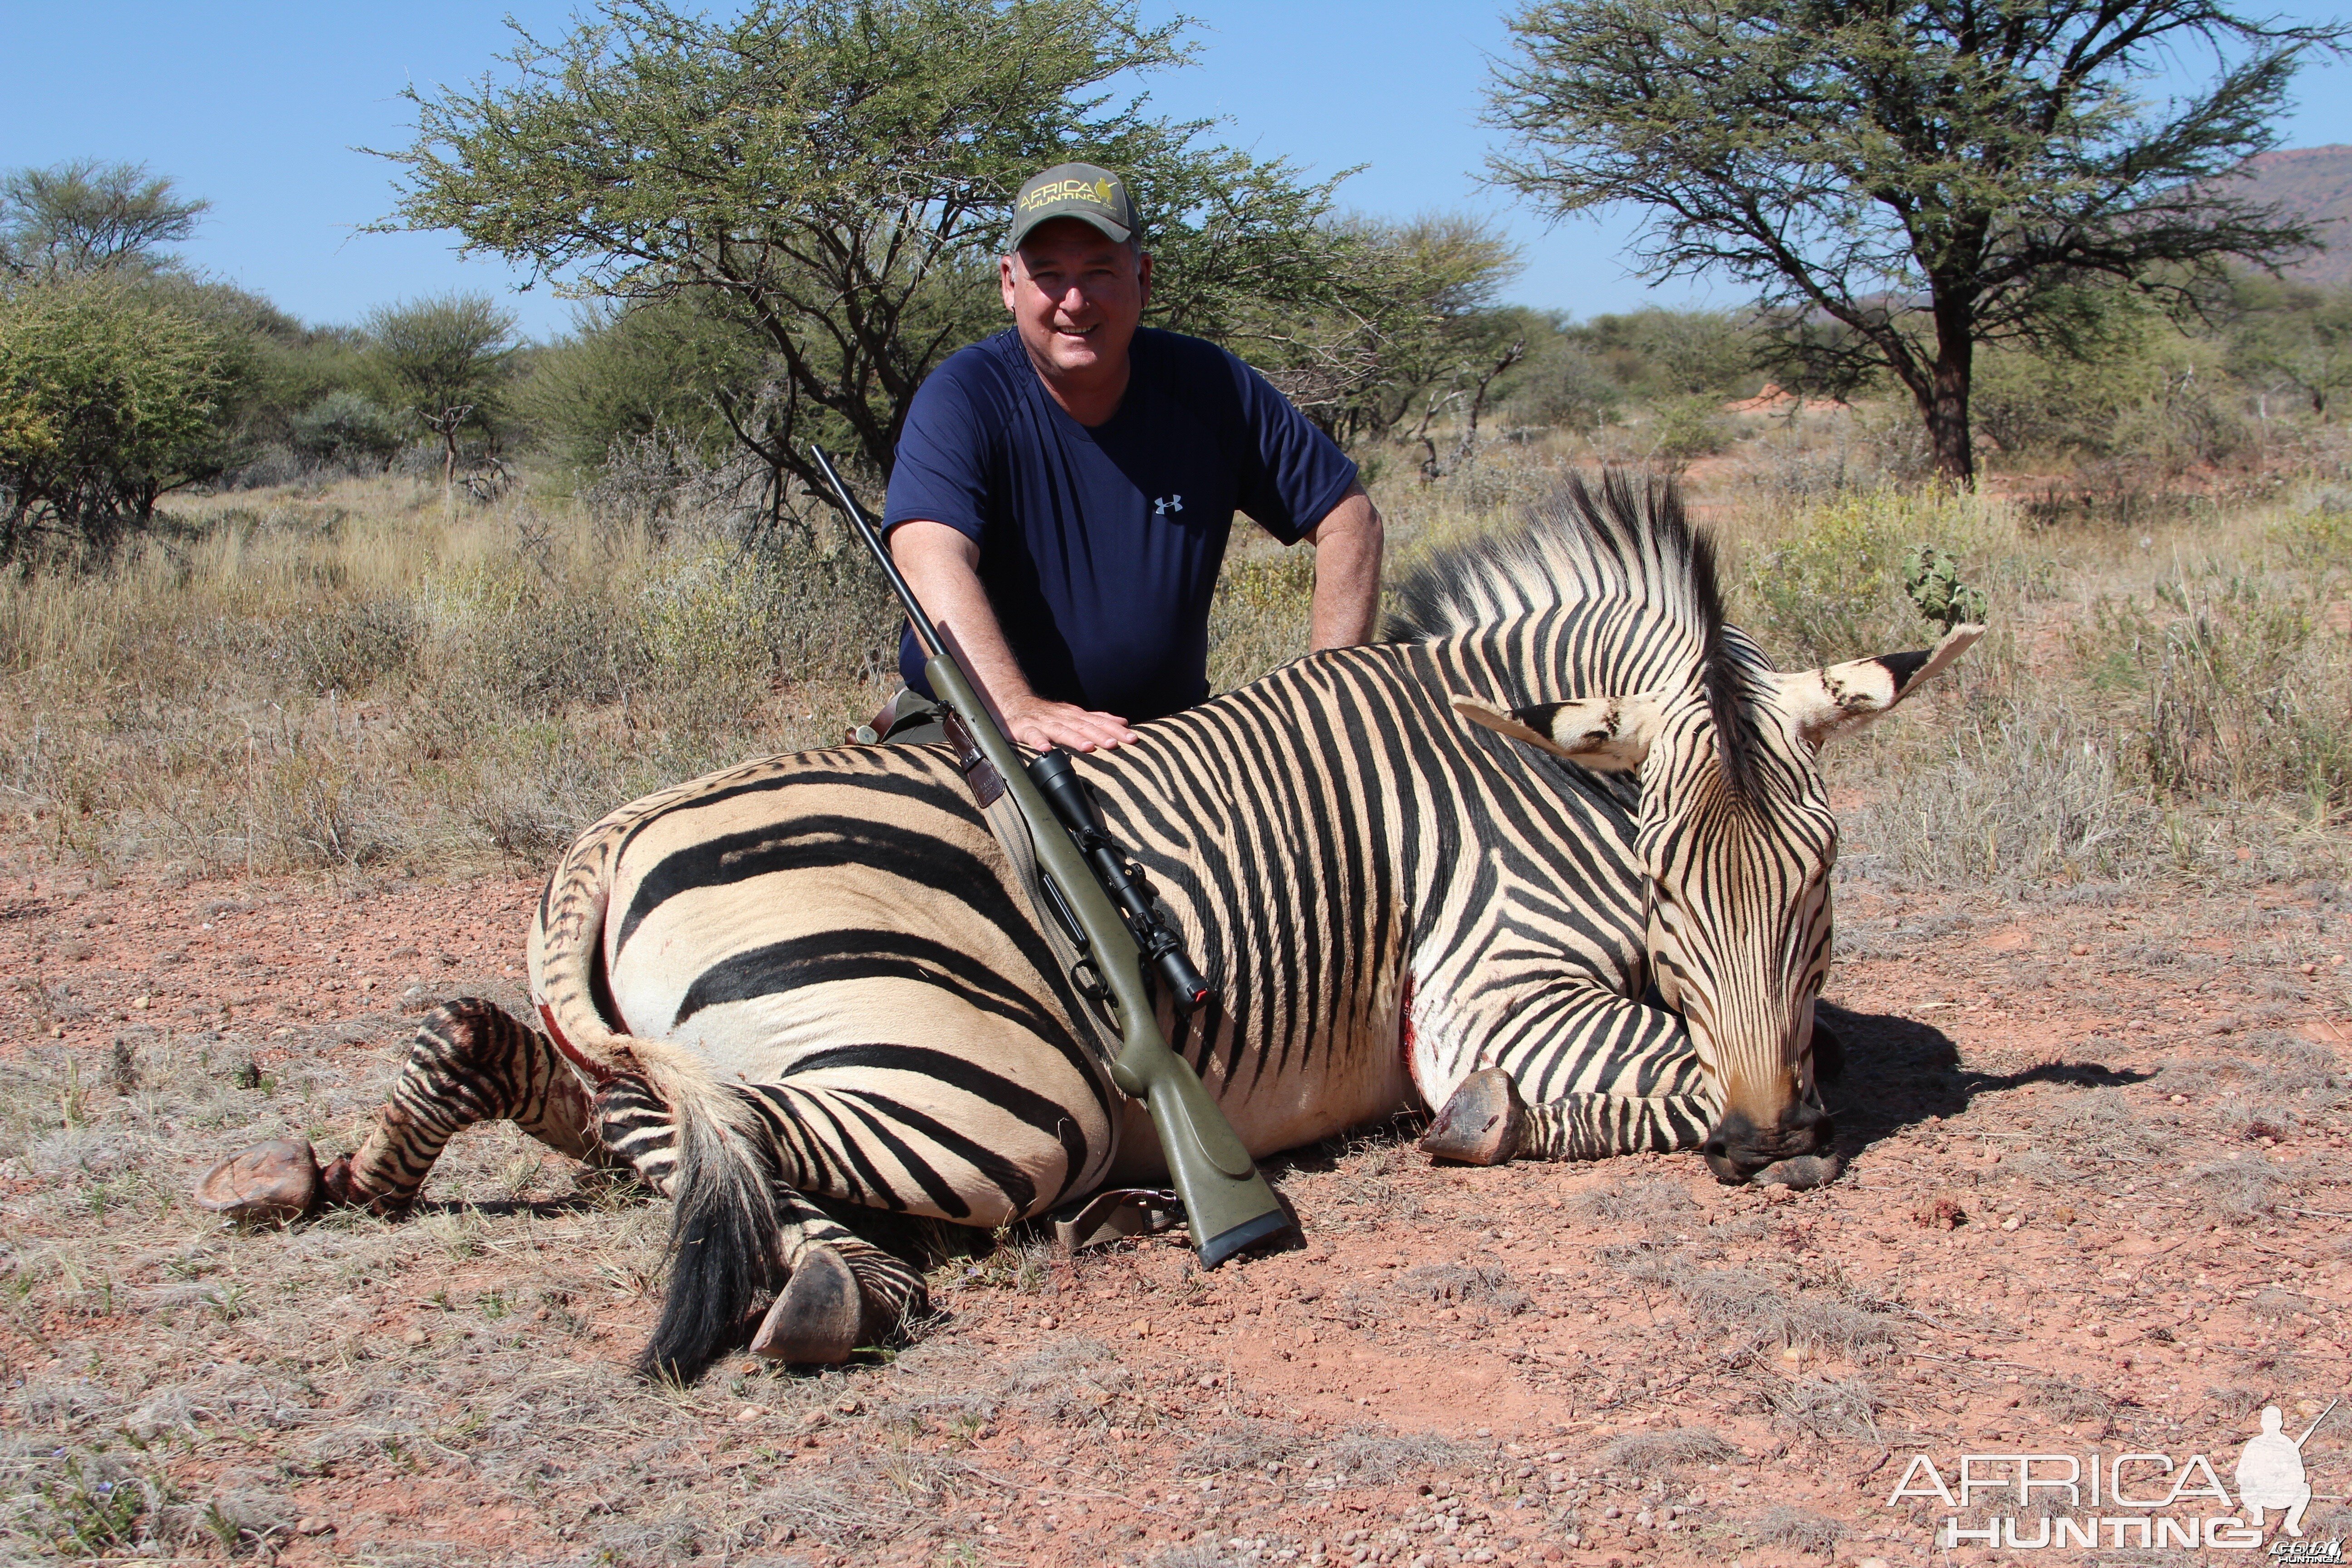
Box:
[1436,474,1981,1183]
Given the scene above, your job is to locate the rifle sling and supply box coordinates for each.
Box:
[940,712,1133,1093]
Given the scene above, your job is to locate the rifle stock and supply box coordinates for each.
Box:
[809,446,1295,1268]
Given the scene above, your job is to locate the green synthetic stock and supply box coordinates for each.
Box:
[808,445,1293,1268]
[920,653,1289,1264]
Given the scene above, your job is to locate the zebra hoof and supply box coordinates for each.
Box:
[192,1137,323,1224]
[1752,1152,1842,1190]
[750,1245,863,1365]
[1419,1068,1526,1166]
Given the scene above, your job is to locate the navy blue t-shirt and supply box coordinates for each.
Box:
[883,327,1357,723]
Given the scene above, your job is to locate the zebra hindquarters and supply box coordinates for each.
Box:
[632,995,1117,1382]
[740,1009,1120,1230]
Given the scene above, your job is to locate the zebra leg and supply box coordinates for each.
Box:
[317,999,622,1210]
[593,1073,679,1197]
[1518,1091,1717,1160]
[749,1190,931,1366]
[1416,1072,1719,1165]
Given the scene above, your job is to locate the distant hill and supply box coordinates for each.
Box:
[2226,146,2352,287]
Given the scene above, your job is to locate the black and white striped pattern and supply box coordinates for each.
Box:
[320,999,620,1211]
[481,469,1975,1377]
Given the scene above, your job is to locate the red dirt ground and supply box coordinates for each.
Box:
[2,861,2348,1567]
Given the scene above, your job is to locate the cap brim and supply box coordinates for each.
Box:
[1009,209,1133,250]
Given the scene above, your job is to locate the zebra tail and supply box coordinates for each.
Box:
[632,1037,784,1382]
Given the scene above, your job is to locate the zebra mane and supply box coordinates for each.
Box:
[1381,469,1761,796]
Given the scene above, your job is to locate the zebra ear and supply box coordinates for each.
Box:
[1451,693,1664,773]
[1778,622,1983,747]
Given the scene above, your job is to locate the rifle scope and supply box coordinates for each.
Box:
[1028,748,1215,1014]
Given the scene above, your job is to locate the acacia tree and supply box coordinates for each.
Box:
[364,293,519,490]
[0,160,209,281]
[2227,276,2352,420]
[378,0,1420,499]
[1488,0,2347,483]
[0,277,231,561]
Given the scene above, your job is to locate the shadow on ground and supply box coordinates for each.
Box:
[1819,1000,2151,1159]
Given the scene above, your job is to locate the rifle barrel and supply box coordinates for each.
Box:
[810,446,943,662]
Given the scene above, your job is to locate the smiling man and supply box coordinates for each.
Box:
[881,162,1384,752]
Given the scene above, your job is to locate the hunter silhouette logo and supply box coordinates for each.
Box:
[1884,1397,2341,1552]
[2239,1401,2334,1539]
[1154,495,1184,515]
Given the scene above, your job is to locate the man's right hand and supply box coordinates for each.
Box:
[1004,697,1139,753]
[893,519,1143,753]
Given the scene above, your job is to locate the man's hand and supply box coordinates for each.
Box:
[1304,483,1384,650]
[891,519,1140,751]
[1002,696,1138,753]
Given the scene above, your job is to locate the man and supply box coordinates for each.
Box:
[882,162,1383,752]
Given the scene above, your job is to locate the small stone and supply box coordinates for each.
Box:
[1132,1318,1152,1338]
[2070,942,2091,956]
[2001,1214,2022,1231]
[1860,1558,1891,1568]
[402,1328,428,1348]
[735,1406,761,1423]
[835,1396,862,1415]
[132,995,150,1010]
[296,1517,333,1536]
[1038,1314,1058,1330]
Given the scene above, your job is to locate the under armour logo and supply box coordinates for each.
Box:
[1154,495,1184,515]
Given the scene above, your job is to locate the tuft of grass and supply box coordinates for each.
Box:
[2188,1157,2285,1218]
[1639,1261,1901,1363]
[1398,1261,1528,1311]
[1765,1376,1891,1444]
[1597,1426,1736,1477]
[1746,1505,1843,1554]
[1574,1179,1699,1227]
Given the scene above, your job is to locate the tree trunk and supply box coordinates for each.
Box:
[1925,294,1975,486]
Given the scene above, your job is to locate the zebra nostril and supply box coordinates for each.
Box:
[1701,1138,1728,1159]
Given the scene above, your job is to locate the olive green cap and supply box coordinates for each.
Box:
[1008,162,1139,250]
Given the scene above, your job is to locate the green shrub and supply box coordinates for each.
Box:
[282,597,421,695]
[0,275,232,561]
[1735,488,2005,665]
[1646,394,1731,468]
[290,391,406,471]
[2090,568,2351,816]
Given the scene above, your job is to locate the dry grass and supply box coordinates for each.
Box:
[1,426,2348,1564]
[0,435,2347,893]
[0,474,899,876]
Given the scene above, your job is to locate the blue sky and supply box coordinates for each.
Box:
[5,0,2350,338]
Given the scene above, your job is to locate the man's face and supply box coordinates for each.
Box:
[1000,218,1152,382]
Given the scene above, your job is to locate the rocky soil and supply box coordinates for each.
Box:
[2,862,2348,1566]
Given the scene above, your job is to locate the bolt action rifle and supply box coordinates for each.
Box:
[811,446,1295,1268]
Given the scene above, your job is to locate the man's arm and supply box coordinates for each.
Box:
[889,520,1141,752]
[1303,481,1384,650]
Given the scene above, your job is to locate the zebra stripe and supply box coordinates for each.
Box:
[291,467,1973,1381]
[322,1000,626,1210]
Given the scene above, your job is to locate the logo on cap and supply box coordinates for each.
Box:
[1019,177,1120,213]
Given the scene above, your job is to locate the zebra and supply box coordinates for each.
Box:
[197,471,1977,1382]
